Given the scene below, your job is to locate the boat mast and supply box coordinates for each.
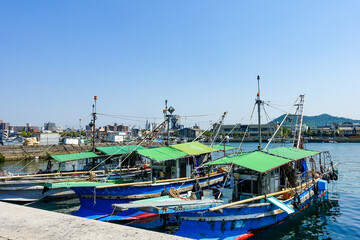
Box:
[92,96,97,152]
[256,75,262,150]
[164,100,175,146]
[296,95,305,150]
[164,100,169,146]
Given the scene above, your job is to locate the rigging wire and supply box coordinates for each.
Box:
[235,103,257,155]
[263,102,288,114]
[179,114,218,118]
[192,114,225,142]
[261,104,280,149]
[103,119,168,180]
[97,113,160,119]
[264,95,301,150]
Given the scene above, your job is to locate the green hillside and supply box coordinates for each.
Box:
[270,114,360,129]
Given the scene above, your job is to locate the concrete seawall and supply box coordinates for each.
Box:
[0,201,190,240]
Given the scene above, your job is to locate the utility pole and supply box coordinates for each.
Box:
[256,75,262,150]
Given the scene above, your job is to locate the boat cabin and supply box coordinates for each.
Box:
[206,147,322,201]
[137,142,219,181]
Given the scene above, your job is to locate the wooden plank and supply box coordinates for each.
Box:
[267,196,294,214]
[96,172,223,189]
[113,198,218,210]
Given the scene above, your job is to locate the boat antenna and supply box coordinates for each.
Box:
[256,75,262,150]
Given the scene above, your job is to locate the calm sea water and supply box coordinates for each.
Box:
[1,142,359,239]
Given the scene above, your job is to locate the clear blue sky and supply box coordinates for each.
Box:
[1,1,359,129]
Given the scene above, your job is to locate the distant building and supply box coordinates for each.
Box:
[55,126,62,132]
[105,123,129,132]
[29,126,40,133]
[44,122,56,131]
[0,122,10,131]
[312,122,360,137]
[33,133,60,145]
[179,127,202,139]
[105,132,126,143]
[215,123,278,139]
[145,120,157,132]
[338,122,358,136]
[11,126,27,132]
[131,128,141,138]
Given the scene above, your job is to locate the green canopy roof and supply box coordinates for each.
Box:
[170,142,218,155]
[96,145,146,155]
[211,144,237,151]
[206,151,292,173]
[51,152,99,162]
[265,147,320,160]
[137,147,188,162]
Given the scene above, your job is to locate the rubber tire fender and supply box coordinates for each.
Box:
[313,183,319,195]
[332,172,338,181]
[192,182,201,193]
[160,189,169,196]
[293,193,301,209]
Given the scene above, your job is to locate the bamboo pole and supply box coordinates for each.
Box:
[96,172,223,189]
[209,162,338,212]
[0,168,141,180]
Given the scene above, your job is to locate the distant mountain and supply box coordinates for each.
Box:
[269,114,360,129]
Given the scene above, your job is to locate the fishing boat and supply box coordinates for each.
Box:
[112,77,339,239]
[45,141,226,221]
[44,101,233,221]
[0,147,146,202]
[0,97,148,202]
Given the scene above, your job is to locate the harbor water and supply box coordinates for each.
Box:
[1,142,359,239]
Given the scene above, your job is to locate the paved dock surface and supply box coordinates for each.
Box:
[0,201,190,240]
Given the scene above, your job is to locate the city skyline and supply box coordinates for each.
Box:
[1,1,360,128]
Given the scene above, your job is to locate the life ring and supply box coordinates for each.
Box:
[293,193,301,209]
[192,182,201,193]
[322,173,331,183]
[326,173,331,183]
[160,189,169,196]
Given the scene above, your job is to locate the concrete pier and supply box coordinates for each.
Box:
[0,202,190,240]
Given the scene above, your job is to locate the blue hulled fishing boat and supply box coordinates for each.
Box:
[46,141,227,221]
[112,77,339,239]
